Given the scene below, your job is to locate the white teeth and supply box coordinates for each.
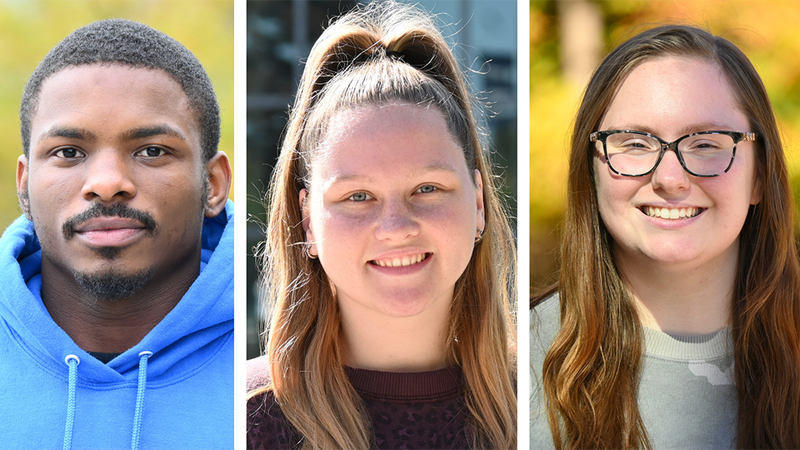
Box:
[642,206,701,220]
[373,253,427,267]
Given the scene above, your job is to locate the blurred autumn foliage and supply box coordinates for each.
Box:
[0,0,233,232]
[530,0,800,291]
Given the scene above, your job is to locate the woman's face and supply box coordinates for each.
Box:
[301,103,484,322]
[594,56,761,272]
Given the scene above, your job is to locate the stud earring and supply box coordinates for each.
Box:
[475,228,484,243]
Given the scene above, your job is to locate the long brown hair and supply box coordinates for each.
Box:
[538,25,800,449]
[251,2,516,449]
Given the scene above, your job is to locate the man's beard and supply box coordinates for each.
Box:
[73,268,155,301]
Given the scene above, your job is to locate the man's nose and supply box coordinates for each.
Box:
[81,151,136,202]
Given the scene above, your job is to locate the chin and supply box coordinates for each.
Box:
[374,291,442,318]
[72,267,154,301]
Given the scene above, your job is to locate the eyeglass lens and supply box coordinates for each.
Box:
[602,132,735,176]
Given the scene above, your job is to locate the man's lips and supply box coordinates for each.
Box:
[62,203,157,240]
[74,217,147,233]
[73,217,147,247]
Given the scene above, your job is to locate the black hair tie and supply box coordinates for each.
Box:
[385,49,404,60]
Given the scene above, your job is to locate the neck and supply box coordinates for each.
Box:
[339,296,451,373]
[40,257,199,353]
[616,243,738,336]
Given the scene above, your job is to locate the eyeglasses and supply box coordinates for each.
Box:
[590,130,758,177]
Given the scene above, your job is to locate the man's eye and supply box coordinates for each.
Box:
[54,147,84,159]
[135,146,166,157]
[416,185,437,194]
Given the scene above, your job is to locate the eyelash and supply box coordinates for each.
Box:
[53,147,85,159]
[349,192,373,202]
[347,185,438,202]
[50,146,169,159]
[134,146,168,157]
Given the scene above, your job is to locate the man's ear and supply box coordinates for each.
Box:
[298,188,317,257]
[204,151,232,218]
[16,155,31,220]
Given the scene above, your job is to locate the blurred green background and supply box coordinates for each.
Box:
[0,0,234,232]
[529,0,800,293]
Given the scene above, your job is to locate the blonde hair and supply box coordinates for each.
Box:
[251,2,516,449]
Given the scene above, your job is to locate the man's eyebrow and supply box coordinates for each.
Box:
[120,125,187,142]
[39,127,97,143]
[36,125,188,144]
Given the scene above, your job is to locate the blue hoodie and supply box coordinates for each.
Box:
[0,201,234,449]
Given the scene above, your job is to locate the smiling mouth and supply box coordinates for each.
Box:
[641,206,703,220]
[370,253,430,267]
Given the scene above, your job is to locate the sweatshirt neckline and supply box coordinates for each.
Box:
[345,366,462,401]
[643,326,732,361]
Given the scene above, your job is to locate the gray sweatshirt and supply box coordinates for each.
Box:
[530,294,736,449]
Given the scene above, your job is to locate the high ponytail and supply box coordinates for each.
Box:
[251,2,516,448]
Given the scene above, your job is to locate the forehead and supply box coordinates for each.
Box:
[311,103,467,181]
[601,56,749,136]
[30,64,200,153]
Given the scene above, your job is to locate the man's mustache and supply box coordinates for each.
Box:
[62,203,157,240]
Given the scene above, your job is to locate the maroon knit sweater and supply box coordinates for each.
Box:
[246,357,471,449]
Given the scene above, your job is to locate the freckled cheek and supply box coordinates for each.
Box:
[593,177,622,217]
[417,201,477,250]
[594,184,642,239]
[422,203,477,275]
[596,172,647,208]
[593,163,618,206]
[419,202,471,226]
[312,209,372,247]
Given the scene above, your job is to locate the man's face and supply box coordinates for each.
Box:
[18,64,209,297]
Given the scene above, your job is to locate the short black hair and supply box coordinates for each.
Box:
[20,19,220,162]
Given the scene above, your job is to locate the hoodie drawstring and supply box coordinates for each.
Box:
[130,351,153,450]
[63,355,80,450]
[62,351,153,450]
